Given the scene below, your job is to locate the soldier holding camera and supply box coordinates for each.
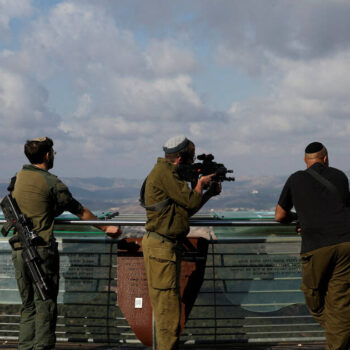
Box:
[9,137,121,350]
[142,135,221,350]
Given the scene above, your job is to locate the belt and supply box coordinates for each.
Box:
[147,231,182,244]
[13,237,57,251]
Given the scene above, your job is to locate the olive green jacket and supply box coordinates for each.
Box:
[12,164,83,243]
[144,158,202,238]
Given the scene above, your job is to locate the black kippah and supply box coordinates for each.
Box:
[305,142,324,154]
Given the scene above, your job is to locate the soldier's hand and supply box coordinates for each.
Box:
[207,181,222,196]
[198,173,215,189]
[103,225,122,239]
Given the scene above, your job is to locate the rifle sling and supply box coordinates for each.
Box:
[306,167,341,199]
[139,177,172,211]
[144,198,171,211]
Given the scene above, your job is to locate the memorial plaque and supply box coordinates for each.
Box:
[215,242,303,312]
[117,237,208,347]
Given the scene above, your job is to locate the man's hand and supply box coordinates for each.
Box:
[77,206,122,238]
[195,173,215,193]
[102,225,122,239]
[275,204,298,224]
[206,181,222,197]
[191,174,221,215]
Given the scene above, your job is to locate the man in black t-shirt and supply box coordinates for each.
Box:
[275,142,350,350]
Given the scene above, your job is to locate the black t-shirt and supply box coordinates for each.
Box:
[278,162,350,253]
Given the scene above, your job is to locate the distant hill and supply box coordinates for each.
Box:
[61,177,143,212]
[1,171,349,213]
[0,175,286,213]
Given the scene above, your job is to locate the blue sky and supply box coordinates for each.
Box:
[1,0,350,180]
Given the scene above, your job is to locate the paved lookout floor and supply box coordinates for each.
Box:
[0,341,328,350]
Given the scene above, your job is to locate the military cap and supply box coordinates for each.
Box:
[163,135,189,154]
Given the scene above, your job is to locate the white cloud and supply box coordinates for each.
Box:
[204,1,350,77]
[100,75,204,121]
[145,40,197,76]
[220,49,350,165]
[17,1,205,122]
[74,93,93,119]
[0,66,64,165]
[0,1,212,174]
[0,67,60,130]
[62,74,208,156]
[2,0,350,178]
[23,2,145,79]
[0,0,32,37]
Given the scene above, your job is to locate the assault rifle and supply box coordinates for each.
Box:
[1,195,49,301]
[178,153,235,187]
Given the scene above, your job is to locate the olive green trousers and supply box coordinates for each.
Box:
[142,233,182,350]
[301,242,350,350]
[12,245,59,350]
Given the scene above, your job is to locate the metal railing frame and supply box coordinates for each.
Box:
[1,217,295,227]
[1,216,315,347]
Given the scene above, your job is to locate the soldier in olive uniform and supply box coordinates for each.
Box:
[10,137,121,350]
[142,136,221,350]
